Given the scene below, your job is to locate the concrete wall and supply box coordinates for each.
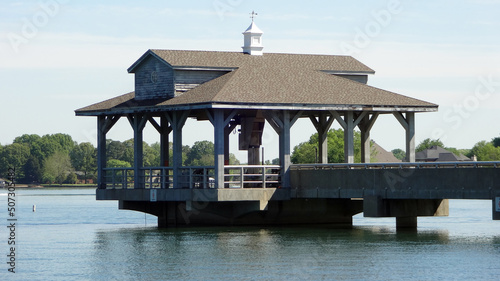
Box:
[290,168,500,200]
[120,198,363,227]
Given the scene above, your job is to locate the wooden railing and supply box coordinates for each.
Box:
[102,165,281,189]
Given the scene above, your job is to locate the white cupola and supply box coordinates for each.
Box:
[242,12,264,56]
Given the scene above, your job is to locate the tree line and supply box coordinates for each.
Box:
[290,128,500,163]
[1,131,499,184]
[0,134,239,185]
[391,137,500,161]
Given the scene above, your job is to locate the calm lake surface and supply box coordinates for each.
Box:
[1,188,500,280]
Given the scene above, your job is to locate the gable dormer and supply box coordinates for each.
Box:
[128,50,234,100]
[128,51,175,100]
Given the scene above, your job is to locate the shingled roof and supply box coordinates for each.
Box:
[76,49,438,115]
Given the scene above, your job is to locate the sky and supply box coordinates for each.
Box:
[1,0,500,162]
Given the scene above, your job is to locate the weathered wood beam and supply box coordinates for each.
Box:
[344,111,355,163]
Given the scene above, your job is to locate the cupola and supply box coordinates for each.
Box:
[242,12,264,56]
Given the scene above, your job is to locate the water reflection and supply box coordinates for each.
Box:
[89,225,470,280]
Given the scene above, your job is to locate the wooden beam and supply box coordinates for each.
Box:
[166,111,189,188]
[330,110,346,129]
[102,115,120,134]
[406,112,416,162]
[358,112,379,163]
[309,112,335,164]
[353,111,368,128]
[97,116,107,189]
[214,109,225,188]
[344,111,355,163]
[393,112,408,130]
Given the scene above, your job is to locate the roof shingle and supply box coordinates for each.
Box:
[76,49,438,115]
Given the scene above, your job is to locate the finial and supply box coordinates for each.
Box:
[250,11,258,22]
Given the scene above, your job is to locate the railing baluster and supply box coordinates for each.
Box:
[262,167,266,188]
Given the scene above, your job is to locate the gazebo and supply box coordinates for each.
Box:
[76,20,437,226]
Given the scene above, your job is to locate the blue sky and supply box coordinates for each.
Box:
[1,0,500,161]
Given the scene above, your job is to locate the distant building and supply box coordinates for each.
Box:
[372,142,401,163]
[416,146,470,162]
[0,178,6,188]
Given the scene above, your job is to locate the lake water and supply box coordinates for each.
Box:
[1,188,500,280]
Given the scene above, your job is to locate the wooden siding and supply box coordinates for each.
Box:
[174,70,229,95]
[134,56,174,100]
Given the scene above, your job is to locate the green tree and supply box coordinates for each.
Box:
[107,159,132,183]
[70,142,97,184]
[228,153,240,165]
[150,142,162,166]
[65,173,78,184]
[416,138,444,152]
[23,156,42,183]
[492,137,500,148]
[391,148,406,160]
[185,140,214,166]
[264,158,280,165]
[0,143,30,179]
[107,159,131,168]
[143,142,158,167]
[121,139,135,165]
[14,134,41,146]
[46,133,76,153]
[106,140,126,164]
[43,151,74,184]
[291,129,364,164]
[469,141,500,161]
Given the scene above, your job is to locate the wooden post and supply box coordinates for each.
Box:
[128,114,147,189]
[344,111,355,164]
[97,116,107,189]
[263,110,301,189]
[166,111,189,189]
[406,112,415,163]
[309,112,334,164]
[394,112,415,163]
[97,115,120,189]
[214,110,225,188]
[318,113,328,164]
[359,113,378,163]
[281,111,291,188]
[160,116,171,167]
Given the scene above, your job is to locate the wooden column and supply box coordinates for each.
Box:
[97,115,119,189]
[281,111,291,188]
[358,113,378,163]
[160,116,171,167]
[214,110,225,188]
[394,112,416,162]
[406,112,415,163]
[223,121,237,165]
[147,116,172,167]
[264,110,302,188]
[309,112,334,163]
[166,111,189,188]
[97,116,106,189]
[128,114,148,189]
[148,116,172,188]
[344,111,355,164]
[206,109,237,188]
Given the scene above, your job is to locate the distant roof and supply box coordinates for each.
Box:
[372,142,401,163]
[76,49,438,115]
[416,146,471,162]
